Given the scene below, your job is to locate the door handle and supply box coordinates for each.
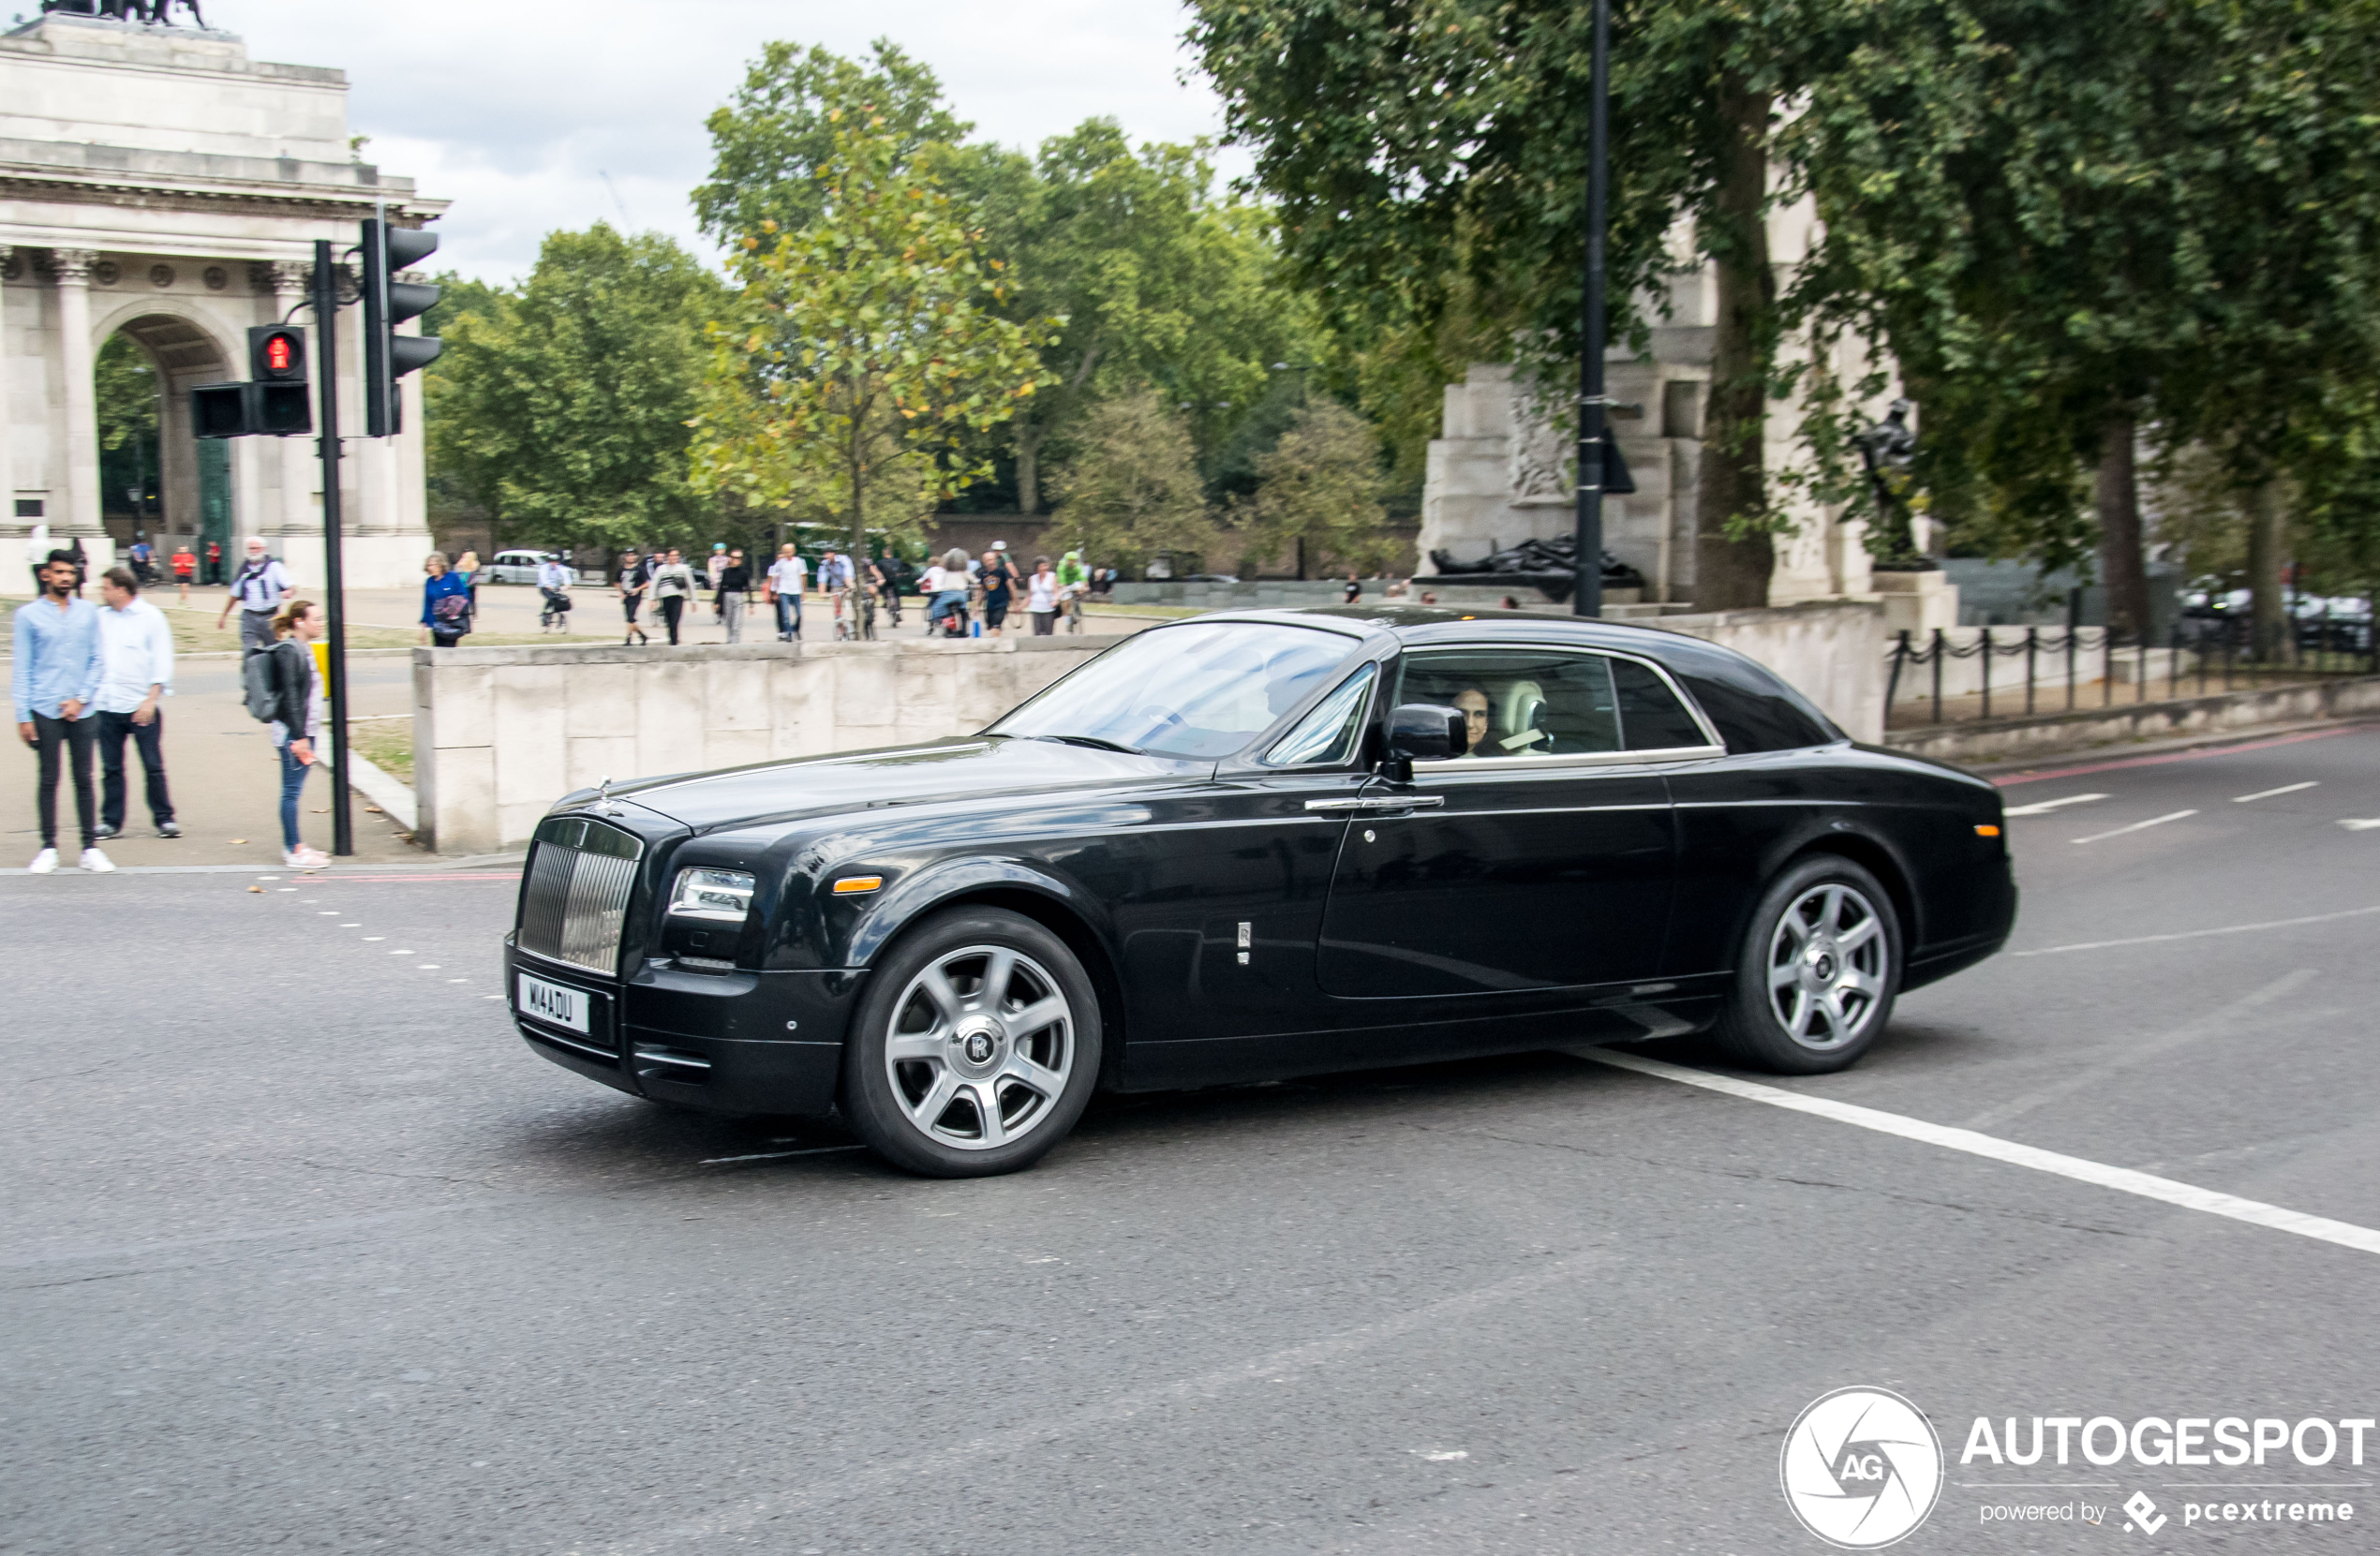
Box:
[1304,795,1446,813]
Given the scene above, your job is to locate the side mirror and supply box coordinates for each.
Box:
[1385,703,1469,772]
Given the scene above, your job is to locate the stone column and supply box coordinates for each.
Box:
[0,245,14,529]
[263,260,316,546]
[52,248,103,541]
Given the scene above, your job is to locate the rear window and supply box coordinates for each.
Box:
[1652,636,1842,752]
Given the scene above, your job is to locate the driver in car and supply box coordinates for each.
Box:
[1452,687,1493,757]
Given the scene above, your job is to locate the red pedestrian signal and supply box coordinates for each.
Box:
[248,324,306,383]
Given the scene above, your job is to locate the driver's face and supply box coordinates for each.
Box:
[1454,689,1490,749]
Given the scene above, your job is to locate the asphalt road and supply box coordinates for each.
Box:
[7,723,2379,1554]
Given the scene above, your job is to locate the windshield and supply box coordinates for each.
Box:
[990,622,1360,760]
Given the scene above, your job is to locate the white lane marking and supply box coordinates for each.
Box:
[362,936,384,941]
[2012,903,2380,956]
[1962,970,2317,1131]
[2234,781,2318,803]
[2342,819,2380,833]
[2005,793,2108,816]
[390,949,412,956]
[1580,1049,2380,1259]
[699,1145,870,1165]
[418,964,439,971]
[446,978,467,984]
[2074,808,2196,844]
[339,923,360,928]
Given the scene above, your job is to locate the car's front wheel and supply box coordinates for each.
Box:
[1710,856,1901,1074]
[840,908,1102,1177]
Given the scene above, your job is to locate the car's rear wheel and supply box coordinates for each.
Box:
[1710,856,1901,1074]
[840,908,1101,1177]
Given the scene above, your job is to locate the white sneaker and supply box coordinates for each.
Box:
[285,846,331,871]
[80,847,115,873]
[27,847,58,874]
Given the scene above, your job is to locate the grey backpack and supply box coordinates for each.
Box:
[243,644,286,723]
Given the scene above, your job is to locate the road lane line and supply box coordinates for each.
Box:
[2074,808,2196,844]
[2010,904,2380,956]
[1961,969,2317,1131]
[2234,781,2318,802]
[2003,793,2108,817]
[1579,1050,2380,1259]
[2342,819,2380,833]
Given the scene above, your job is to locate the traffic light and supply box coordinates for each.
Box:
[360,218,442,437]
[191,324,311,437]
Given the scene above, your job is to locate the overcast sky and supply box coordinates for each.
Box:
[221,0,1242,284]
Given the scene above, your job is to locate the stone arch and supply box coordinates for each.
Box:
[91,302,240,558]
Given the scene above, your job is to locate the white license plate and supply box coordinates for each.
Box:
[516,971,589,1033]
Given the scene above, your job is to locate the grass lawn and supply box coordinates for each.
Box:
[0,597,553,655]
[347,717,414,783]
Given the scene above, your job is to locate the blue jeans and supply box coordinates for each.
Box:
[775,593,800,638]
[277,743,313,851]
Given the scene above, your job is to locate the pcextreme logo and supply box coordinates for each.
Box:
[1781,1386,1946,1549]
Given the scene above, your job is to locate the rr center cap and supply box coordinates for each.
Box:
[952,1017,1004,1071]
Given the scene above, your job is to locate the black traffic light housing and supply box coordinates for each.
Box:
[361,219,442,437]
[192,324,311,437]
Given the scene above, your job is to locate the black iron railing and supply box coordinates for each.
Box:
[1886,606,2377,728]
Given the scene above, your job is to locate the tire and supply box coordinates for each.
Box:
[840,908,1102,1178]
[1710,856,1902,1075]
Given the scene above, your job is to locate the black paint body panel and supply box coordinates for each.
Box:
[505,608,2016,1117]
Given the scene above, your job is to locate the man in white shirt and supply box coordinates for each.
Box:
[23,519,51,596]
[766,544,806,640]
[535,555,573,632]
[214,536,291,658]
[94,566,178,839]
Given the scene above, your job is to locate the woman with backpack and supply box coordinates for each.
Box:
[420,552,472,647]
[260,597,329,870]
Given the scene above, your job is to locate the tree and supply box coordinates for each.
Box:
[691,108,1053,560]
[94,333,160,533]
[692,38,966,246]
[424,225,719,553]
[940,122,1318,514]
[1050,390,1214,570]
[1229,399,1399,577]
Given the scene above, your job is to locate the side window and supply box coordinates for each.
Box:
[1609,658,1712,750]
[1397,649,1623,758]
[1263,663,1376,766]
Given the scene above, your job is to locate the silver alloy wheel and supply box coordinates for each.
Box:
[883,944,1074,1151]
[1764,882,1888,1051]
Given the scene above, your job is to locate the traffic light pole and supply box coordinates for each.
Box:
[1571,0,1610,619]
[311,240,354,857]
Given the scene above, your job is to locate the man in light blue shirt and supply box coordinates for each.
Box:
[12,550,112,873]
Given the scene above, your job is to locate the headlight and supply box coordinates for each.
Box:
[666,867,755,922]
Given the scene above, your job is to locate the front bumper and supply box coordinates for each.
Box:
[503,939,865,1117]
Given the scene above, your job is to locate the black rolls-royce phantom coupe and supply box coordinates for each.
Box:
[505,607,2014,1176]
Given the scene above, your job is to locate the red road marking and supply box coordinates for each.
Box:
[1990,725,2362,787]
[321,873,521,882]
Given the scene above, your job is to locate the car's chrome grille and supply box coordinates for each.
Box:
[517,815,644,975]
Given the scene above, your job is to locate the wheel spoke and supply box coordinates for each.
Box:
[1820,884,1846,932]
[918,966,966,1026]
[906,1068,959,1131]
[1837,967,1882,999]
[1006,995,1067,1039]
[971,1081,1008,1146]
[1836,916,1882,954]
[980,948,1019,1012]
[1778,987,1809,1037]
[1000,1051,1064,1097]
[1776,911,1812,952]
[1820,989,1852,1038]
[1768,958,1804,990]
[885,1027,947,1064]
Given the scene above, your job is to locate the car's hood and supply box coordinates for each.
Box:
[593,735,1199,832]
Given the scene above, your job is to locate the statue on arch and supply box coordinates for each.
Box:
[40,1,209,26]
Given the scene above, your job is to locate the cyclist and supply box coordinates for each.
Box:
[1057,548,1090,633]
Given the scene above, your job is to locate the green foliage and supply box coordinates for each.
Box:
[424,224,721,551]
[1050,389,1215,567]
[94,333,157,454]
[692,38,966,246]
[1229,399,1399,577]
[690,107,1054,556]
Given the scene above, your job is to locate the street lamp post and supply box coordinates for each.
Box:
[1572,0,1612,618]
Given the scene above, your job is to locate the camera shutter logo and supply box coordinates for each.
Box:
[1780,1386,1944,1548]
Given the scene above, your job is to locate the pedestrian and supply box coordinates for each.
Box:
[978,546,1017,636]
[766,543,805,640]
[1419,590,1438,606]
[923,548,970,635]
[1343,571,1362,604]
[127,537,155,584]
[171,542,196,605]
[868,552,901,628]
[204,538,222,585]
[13,550,111,874]
[93,566,178,841]
[215,536,291,657]
[707,542,729,594]
[536,553,573,633]
[717,548,751,644]
[420,551,472,646]
[1500,594,1521,610]
[263,597,330,871]
[617,549,651,645]
[650,547,696,645]
[67,536,88,591]
[23,517,52,596]
[1026,556,1060,635]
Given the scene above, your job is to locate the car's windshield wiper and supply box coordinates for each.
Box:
[1033,734,1143,755]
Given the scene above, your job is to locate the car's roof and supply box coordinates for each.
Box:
[1179,602,1703,654]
